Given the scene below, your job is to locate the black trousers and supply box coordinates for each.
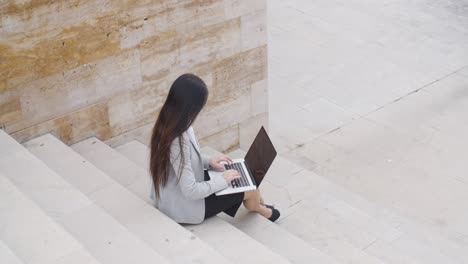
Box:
[204,171,244,219]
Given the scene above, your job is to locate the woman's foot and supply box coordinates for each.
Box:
[242,190,279,221]
[265,204,280,222]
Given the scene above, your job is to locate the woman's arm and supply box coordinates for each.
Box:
[170,135,228,200]
[201,154,210,170]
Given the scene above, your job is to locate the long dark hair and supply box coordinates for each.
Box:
[150,73,208,198]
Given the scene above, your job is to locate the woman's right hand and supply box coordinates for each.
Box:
[223,169,241,183]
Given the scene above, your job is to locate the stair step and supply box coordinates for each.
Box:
[219,210,341,264]
[0,240,23,264]
[114,140,151,166]
[0,131,169,264]
[278,201,421,264]
[280,185,454,264]
[274,151,468,262]
[280,166,464,263]
[27,134,232,264]
[228,149,460,263]
[114,140,293,264]
[208,147,382,264]
[0,173,99,264]
[71,137,233,264]
[203,147,341,263]
[188,217,291,264]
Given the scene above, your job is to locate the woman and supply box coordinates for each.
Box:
[149,73,280,224]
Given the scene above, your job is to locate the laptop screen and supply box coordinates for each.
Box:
[244,126,277,186]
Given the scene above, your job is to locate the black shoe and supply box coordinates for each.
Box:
[266,204,280,222]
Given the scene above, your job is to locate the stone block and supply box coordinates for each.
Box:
[120,0,227,49]
[194,92,252,139]
[105,123,153,148]
[250,79,268,116]
[139,17,241,86]
[239,112,269,150]
[178,18,241,70]
[2,13,123,90]
[93,49,143,97]
[209,45,267,108]
[11,102,112,145]
[241,9,267,51]
[7,49,141,133]
[107,82,166,136]
[0,0,117,38]
[1,0,268,149]
[199,124,240,154]
[0,97,21,125]
[224,0,267,20]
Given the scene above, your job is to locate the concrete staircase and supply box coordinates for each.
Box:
[0,130,466,263]
[0,239,24,264]
[0,173,99,264]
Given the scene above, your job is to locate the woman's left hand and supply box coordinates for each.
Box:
[209,156,232,171]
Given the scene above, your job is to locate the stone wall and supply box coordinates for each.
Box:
[0,0,268,152]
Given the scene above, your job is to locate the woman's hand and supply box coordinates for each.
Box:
[209,156,232,172]
[223,170,241,183]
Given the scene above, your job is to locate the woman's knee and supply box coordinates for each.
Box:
[243,189,260,201]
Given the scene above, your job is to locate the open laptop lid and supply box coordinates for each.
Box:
[244,126,277,186]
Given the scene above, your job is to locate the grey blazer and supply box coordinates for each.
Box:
[152,130,229,224]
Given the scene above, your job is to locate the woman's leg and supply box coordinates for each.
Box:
[243,190,272,218]
[259,195,265,206]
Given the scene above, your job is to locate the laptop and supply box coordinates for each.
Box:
[208,126,277,196]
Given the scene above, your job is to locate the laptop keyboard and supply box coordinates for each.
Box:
[224,162,251,188]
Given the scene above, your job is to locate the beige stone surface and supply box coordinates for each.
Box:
[199,124,240,153]
[10,102,112,145]
[7,49,142,133]
[240,9,267,51]
[239,112,268,150]
[250,79,268,116]
[1,0,268,147]
[268,0,468,259]
[105,123,153,147]
[194,92,251,139]
[224,0,267,20]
